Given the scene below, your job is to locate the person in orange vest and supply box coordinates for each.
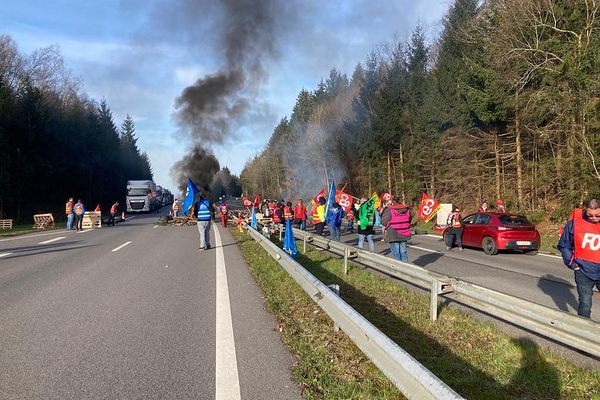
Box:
[65,197,74,230]
[445,206,463,251]
[219,201,230,227]
[312,197,326,235]
[557,198,600,318]
[172,198,181,217]
[108,201,119,226]
[283,201,294,221]
[293,199,307,230]
[73,199,85,231]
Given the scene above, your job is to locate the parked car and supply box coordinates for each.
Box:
[443,212,540,255]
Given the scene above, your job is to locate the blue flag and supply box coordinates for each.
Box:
[182,178,200,215]
[283,219,298,257]
[251,206,257,229]
[324,180,336,222]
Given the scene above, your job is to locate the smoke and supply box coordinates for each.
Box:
[170,144,220,196]
[174,0,288,145]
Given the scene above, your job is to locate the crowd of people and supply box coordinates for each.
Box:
[64,197,120,230]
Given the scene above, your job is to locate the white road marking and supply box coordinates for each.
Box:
[408,244,441,254]
[0,252,12,258]
[111,241,131,252]
[39,236,66,244]
[153,225,159,229]
[213,225,241,400]
[77,229,92,234]
[537,252,562,259]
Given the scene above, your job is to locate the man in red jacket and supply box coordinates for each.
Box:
[293,199,307,230]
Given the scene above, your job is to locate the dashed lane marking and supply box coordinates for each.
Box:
[38,236,66,244]
[111,241,131,252]
[0,252,12,258]
[213,225,241,400]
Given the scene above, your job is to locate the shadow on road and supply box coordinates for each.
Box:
[537,274,578,313]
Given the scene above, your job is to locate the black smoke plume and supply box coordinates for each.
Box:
[171,145,220,197]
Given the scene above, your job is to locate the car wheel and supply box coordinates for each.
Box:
[525,250,538,256]
[482,237,498,255]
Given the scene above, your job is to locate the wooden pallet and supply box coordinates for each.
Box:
[33,214,55,230]
[0,219,13,229]
[82,211,102,229]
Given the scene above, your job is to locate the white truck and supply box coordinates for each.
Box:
[126,180,159,213]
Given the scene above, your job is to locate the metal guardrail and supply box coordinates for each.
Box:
[246,226,463,400]
[290,227,600,359]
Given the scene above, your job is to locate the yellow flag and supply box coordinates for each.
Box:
[372,192,381,209]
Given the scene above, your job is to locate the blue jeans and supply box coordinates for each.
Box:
[357,234,374,252]
[66,213,74,230]
[347,220,354,232]
[390,241,408,262]
[301,220,306,230]
[574,269,600,318]
[328,224,340,241]
[446,231,463,248]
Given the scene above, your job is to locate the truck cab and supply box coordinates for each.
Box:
[126,180,158,213]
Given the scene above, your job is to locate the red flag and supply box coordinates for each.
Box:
[335,190,354,212]
[312,187,325,205]
[417,193,441,222]
[253,195,260,208]
[242,197,253,207]
[381,192,393,202]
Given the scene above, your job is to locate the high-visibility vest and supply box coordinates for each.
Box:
[283,205,293,220]
[294,204,306,220]
[74,204,84,216]
[66,201,73,215]
[172,202,180,211]
[273,207,282,223]
[196,200,212,221]
[110,203,118,215]
[573,209,600,263]
[347,210,355,221]
[387,205,411,236]
[220,204,228,214]
[447,211,462,228]
[312,206,320,224]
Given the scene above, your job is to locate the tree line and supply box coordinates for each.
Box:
[240,0,600,221]
[0,35,153,222]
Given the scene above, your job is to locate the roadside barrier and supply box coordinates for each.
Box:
[32,213,55,230]
[246,225,464,400]
[82,211,102,229]
[289,227,600,358]
[0,219,13,229]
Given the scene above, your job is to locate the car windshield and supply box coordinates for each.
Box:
[128,188,149,196]
[499,215,531,225]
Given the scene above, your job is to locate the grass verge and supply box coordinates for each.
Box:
[0,224,39,237]
[232,229,600,400]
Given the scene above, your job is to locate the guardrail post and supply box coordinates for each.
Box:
[303,235,307,253]
[431,279,439,321]
[279,225,283,241]
[327,284,341,332]
[344,248,349,275]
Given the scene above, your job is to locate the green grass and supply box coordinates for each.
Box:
[232,229,600,400]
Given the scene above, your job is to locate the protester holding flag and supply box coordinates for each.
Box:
[182,178,200,216]
[219,200,230,228]
[357,197,376,252]
[195,194,214,251]
[293,199,307,230]
[445,206,464,251]
[381,197,412,262]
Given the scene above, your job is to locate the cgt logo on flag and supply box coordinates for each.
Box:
[418,193,441,222]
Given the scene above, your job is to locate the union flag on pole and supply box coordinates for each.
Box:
[335,190,354,212]
[312,187,326,205]
[242,197,253,208]
[381,192,393,203]
[417,193,441,222]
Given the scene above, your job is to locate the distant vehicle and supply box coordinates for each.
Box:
[443,212,540,255]
[126,180,159,212]
[155,185,164,208]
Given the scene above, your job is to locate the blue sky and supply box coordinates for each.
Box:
[1,0,451,194]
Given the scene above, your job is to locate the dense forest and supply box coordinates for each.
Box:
[240,0,600,221]
[0,35,153,222]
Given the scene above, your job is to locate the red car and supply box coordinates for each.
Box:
[444,212,541,255]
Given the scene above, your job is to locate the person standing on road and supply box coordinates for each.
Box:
[446,207,464,251]
[293,199,307,230]
[557,198,600,318]
[219,201,229,228]
[195,194,215,250]
[357,197,375,252]
[326,202,344,241]
[65,197,74,230]
[74,199,85,231]
[445,206,464,251]
[172,198,180,217]
[381,197,412,262]
[312,197,326,235]
[108,201,119,226]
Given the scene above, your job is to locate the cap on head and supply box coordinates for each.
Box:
[318,197,326,204]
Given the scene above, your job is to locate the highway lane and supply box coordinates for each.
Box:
[0,213,303,400]
[330,229,599,321]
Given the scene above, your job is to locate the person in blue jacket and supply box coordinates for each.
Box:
[325,202,344,241]
[557,198,600,318]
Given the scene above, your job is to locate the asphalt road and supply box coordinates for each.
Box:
[329,228,600,322]
[0,212,303,400]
